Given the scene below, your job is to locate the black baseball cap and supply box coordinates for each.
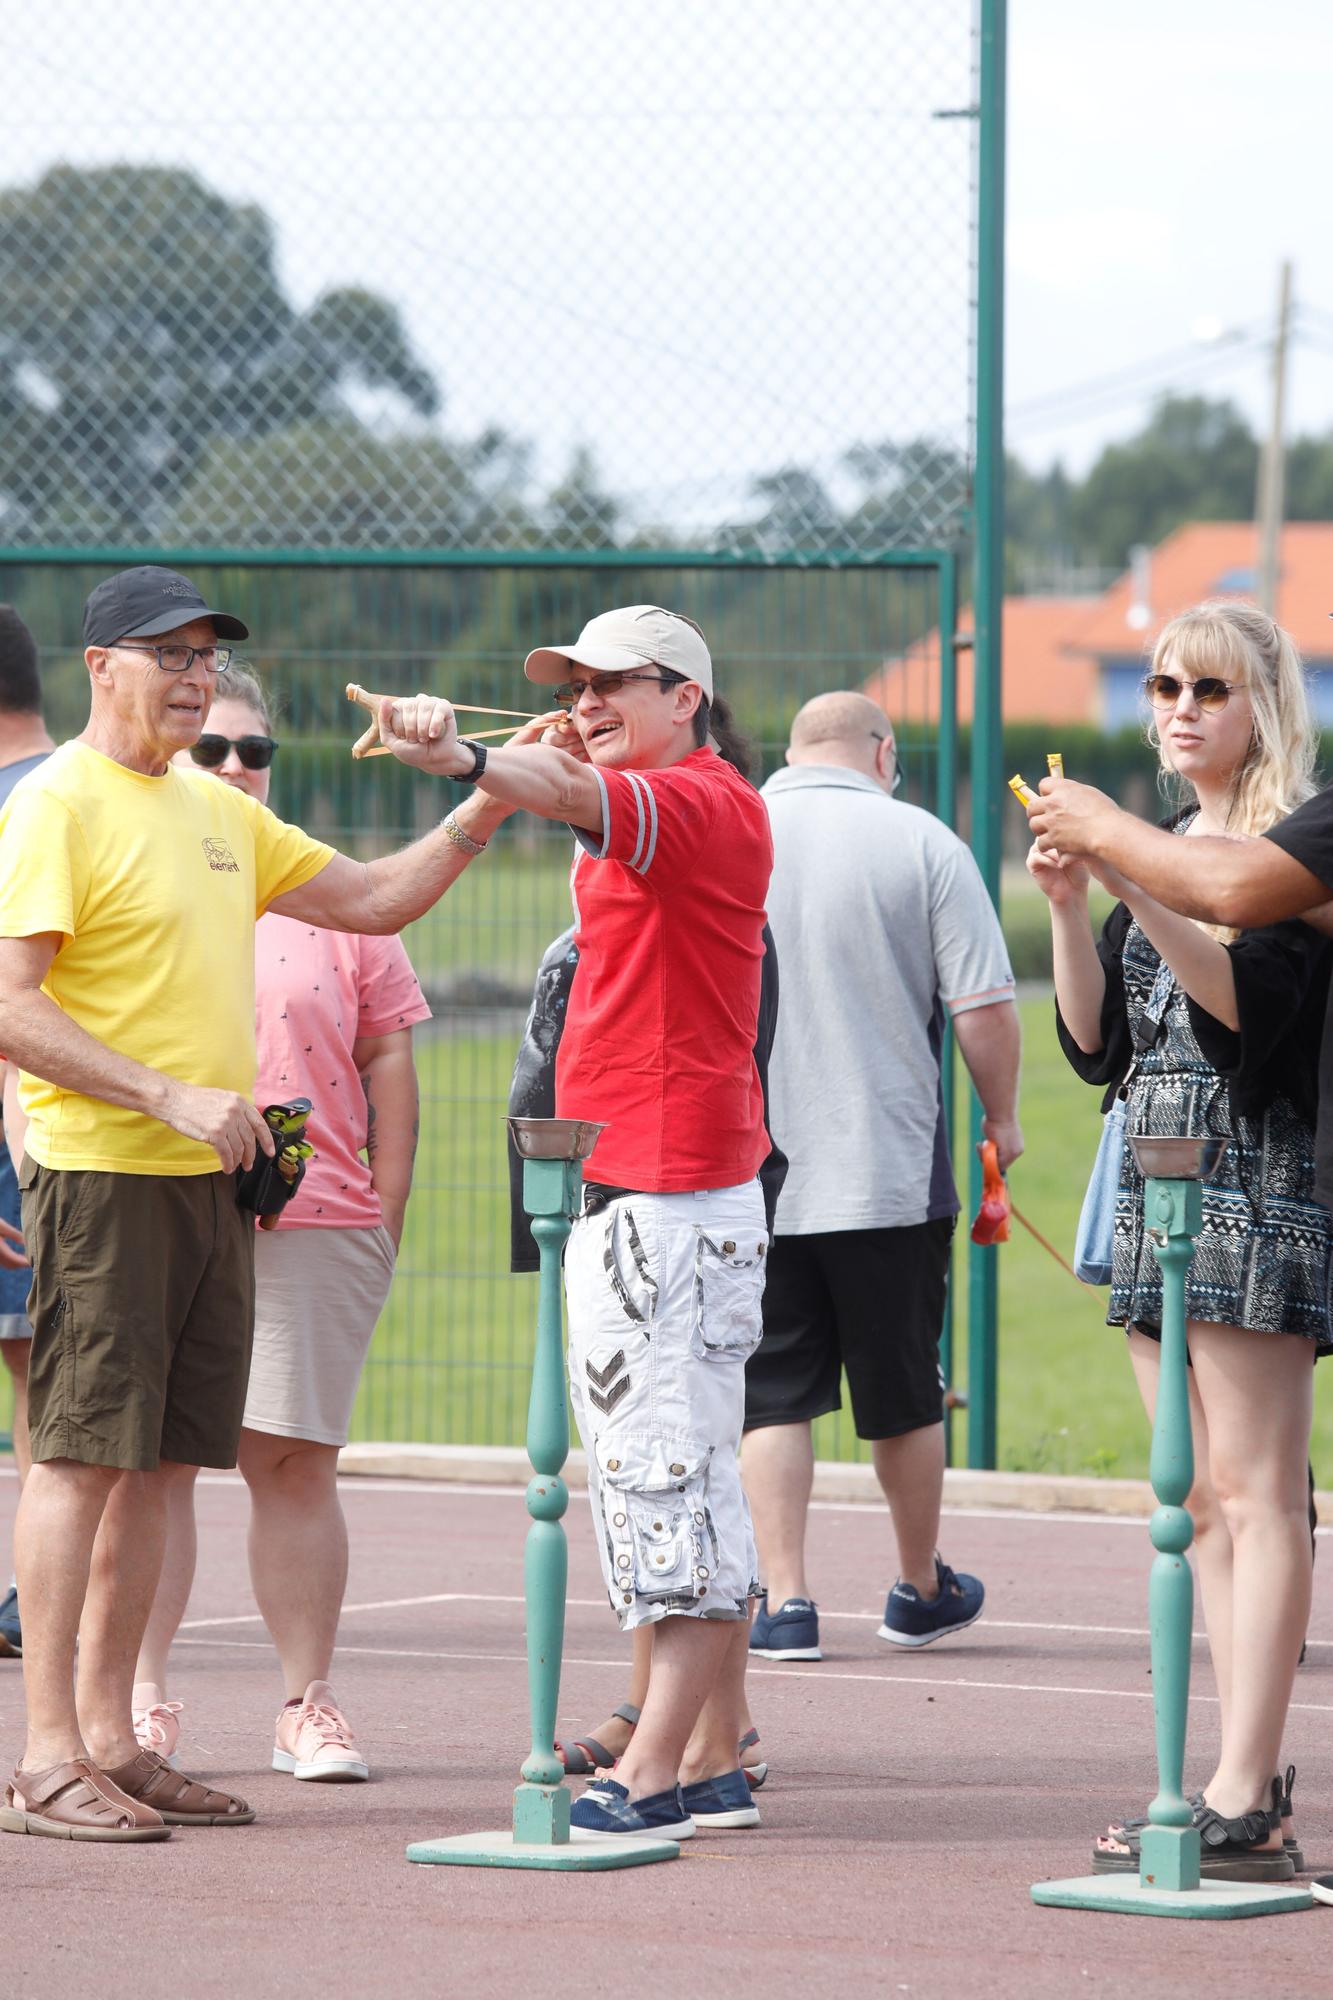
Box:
[82,566,249,649]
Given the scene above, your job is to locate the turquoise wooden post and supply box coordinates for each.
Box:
[1032,1137,1310,1918]
[511,1152,579,1839]
[1137,1175,1202,1892]
[406,1116,678,1872]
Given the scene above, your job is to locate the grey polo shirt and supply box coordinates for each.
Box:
[761,765,1014,1235]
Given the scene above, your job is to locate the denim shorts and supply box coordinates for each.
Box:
[565,1179,765,1632]
[0,1143,31,1332]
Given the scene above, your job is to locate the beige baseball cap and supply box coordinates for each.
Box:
[524,604,713,700]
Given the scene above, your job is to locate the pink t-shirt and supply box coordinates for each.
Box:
[254,912,431,1230]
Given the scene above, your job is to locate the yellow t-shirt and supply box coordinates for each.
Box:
[0,740,335,1174]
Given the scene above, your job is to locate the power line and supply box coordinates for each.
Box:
[1007,336,1271,437]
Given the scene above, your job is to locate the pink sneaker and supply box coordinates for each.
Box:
[272,1681,369,1782]
[131,1682,183,1770]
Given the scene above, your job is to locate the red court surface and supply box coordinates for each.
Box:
[3,1466,1332,1999]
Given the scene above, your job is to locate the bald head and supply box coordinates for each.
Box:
[786,690,895,785]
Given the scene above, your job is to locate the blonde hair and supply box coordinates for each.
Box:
[1148,599,1317,938]
[208,661,272,731]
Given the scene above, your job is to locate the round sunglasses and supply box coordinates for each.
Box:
[190,733,277,770]
[1142,673,1242,713]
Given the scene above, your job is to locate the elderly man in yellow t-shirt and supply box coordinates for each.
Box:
[0,566,509,1846]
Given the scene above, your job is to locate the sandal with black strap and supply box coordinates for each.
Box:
[556,1703,641,1777]
[1093,1786,1293,1881]
[1105,1768,1302,1870]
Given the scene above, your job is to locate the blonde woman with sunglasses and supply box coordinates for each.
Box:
[1028,599,1331,1882]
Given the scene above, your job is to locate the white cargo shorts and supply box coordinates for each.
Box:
[564,1178,766,1631]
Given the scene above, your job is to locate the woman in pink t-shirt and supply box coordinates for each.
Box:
[133,667,430,1783]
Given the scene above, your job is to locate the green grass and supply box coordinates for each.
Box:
[6,973,1333,1483]
[354,996,1333,1481]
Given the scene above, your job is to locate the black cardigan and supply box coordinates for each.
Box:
[1055,899,1333,1129]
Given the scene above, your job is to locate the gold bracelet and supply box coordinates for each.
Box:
[442,811,487,857]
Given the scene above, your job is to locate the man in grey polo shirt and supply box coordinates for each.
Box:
[742,691,1022,1658]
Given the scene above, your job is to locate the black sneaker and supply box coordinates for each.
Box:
[0,1585,20,1659]
[749,1592,822,1661]
[877,1556,984,1649]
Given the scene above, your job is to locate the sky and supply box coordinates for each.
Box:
[3,0,1332,535]
[1005,0,1333,474]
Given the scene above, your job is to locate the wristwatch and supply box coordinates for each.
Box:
[457,737,488,780]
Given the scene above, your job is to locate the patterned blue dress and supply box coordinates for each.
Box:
[1108,915,1332,1347]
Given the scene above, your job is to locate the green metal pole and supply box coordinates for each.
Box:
[1137,1176,1202,1891]
[937,554,959,1436]
[967,0,1007,1470]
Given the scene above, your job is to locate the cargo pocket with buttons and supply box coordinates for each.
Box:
[691,1228,765,1361]
[595,1434,721,1618]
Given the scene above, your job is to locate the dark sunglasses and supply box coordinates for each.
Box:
[190,733,277,770]
[1142,673,1240,714]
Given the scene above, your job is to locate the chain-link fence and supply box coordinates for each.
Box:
[0,553,958,1459]
[1,3,977,557]
[0,2,995,1460]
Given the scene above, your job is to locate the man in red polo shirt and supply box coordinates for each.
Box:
[381,606,772,1841]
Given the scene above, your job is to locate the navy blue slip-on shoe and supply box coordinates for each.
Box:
[681,1767,761,1830]
[0,1585,19,1659]
[877,1557,984,1649]
[570,1778,695,1840]
[750,1592,822,1661]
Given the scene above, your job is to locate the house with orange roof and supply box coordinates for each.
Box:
[869,522,1333,727]
[1068,521,1333,726]
[866,594,1101,725]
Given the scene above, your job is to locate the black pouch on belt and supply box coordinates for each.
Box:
[236,1098,313,1217]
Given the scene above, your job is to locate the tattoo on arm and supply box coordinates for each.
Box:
[362,1073,378,1161]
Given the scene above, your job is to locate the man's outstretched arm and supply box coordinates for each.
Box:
[271,702,603,936]
[1026,779,1329,929]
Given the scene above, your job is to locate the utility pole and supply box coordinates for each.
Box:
[1255,259,1293,614]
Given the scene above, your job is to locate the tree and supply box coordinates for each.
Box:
[842,438,970,549]
[0,164,440,544]
[1068,395,1258,570]
[718,465,843,556]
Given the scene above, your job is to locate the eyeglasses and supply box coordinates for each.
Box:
[869,728,904,794]
[552,671,678,710]
[114,642,234,676]
[190,734,277,770]
[1142,672,1241,713]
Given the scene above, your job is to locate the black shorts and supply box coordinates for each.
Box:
[744,1218,955,1440]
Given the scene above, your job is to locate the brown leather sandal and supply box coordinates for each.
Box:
[102,1749,255,1826]
[1,1759,171,1841]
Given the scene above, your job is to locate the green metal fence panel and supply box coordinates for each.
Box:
[0,553,959,1464]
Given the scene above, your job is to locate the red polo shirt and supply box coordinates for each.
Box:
[556,746,772,1191]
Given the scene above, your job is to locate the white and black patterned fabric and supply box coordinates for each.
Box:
[1108,915,1333,1347]
[1055,812,1333,1351]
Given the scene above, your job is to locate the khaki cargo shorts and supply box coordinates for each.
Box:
[19,1157,256,1472]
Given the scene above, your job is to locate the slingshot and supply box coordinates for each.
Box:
[344,682,548,759]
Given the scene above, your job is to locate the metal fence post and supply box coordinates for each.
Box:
[966,0,1007,1470]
